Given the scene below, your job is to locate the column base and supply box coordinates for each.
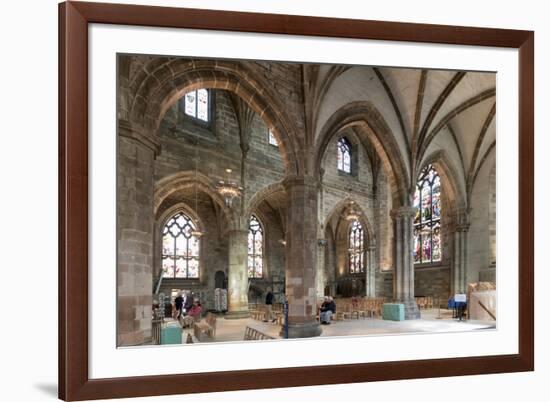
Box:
[225,310,250,319]
[400,299,421,320]
[280,321,322,338]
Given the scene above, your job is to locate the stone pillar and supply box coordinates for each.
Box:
[282,176,322,338]
[452,223,470,294]
[316,238,327,297]
[226,229,250,318]
[117,121,159,346]
[366,243,377,298]
[391,206,421,319]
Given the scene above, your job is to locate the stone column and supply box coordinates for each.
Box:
[316,238,327,297]
[316,173,326,298]
[117,120,159,346]
[226,229,250,318]
[452,223,470,295]
[365,243,377,298]
[282,176,322,338]
[391,206,421,319]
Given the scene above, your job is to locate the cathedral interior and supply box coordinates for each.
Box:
[116,55,497,346]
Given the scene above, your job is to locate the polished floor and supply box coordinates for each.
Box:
[173,308,495,344]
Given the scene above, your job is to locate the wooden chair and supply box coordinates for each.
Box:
[357,300,370,318]
[341,303,353,320]
[179,315,195,329]
[193,312,217,341]
[244,326,275,341]
[352,298,366,319]
[426,296,434,309]
[275,312,285,325]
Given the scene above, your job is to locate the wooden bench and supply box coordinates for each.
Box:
[243,326,275,341]
[178,315,195,329]
[250,309,266,321]
[193,312,217,341]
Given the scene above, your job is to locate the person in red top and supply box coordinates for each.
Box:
[188,300,202,320]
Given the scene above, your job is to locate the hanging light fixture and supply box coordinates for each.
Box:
[216,168,243,207]
[342,187,362,221]
[190,147,204,238]
[345,200,362,221]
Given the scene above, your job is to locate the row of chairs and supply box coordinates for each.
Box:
[243,326,275,341]
[249,310,266,321]
[415,296,434,309]
[318,297,386,321]
[249,306,285,325]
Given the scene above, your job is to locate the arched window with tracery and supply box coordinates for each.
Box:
[348,220,365,273]
[161,212,200,278]
[248,215,264,278]
[413,164,442,264]
[337,137,352,173]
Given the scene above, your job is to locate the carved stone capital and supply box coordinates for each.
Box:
[455,223,470,233]
[390,206,417,220]
[454,207,471,227]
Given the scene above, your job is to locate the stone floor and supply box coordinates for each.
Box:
[173,308,495,344]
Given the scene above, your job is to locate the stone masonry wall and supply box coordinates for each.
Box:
[414,267,451,305]
[154,90,287,308]
[467,153,496,284]
[117,136,155,346]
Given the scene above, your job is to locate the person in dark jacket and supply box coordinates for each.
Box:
[183,291,194,314]
[174,292,184,318]
[320,296,336,324]
[263,288,276,322]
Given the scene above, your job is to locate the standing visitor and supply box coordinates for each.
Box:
[184,291,194,315]
[174,291,184,319]
[264,287,275,322]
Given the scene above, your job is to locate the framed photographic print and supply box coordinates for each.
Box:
[59,1,534,400]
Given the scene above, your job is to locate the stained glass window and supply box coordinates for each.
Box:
[248,215,264,278]
[161,212,200,278]
[268,129,279,146]
[337,137,352,173]
[413,164,442,264]
[348,220,365,273]
[184,89,209,122]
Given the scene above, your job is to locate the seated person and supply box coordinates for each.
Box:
[188,300,202,321]
[319,296,336,325]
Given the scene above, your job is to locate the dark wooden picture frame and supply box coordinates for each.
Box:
[59,1,534,400]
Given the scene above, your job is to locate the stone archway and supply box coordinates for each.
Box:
[314,101,410,208]
[245,181,286,225]
[417,150,469,297]
[419,149,466,213]
[154,170,234,226]
[127,58,302,176]
[314,102,416,317]
[324,197,375,243]
[215,271,227,289]
[324,199,377,298]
